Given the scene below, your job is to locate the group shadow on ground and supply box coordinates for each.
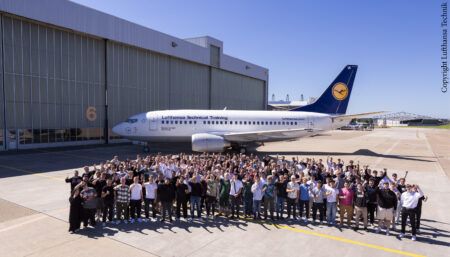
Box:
[75,215,450,248]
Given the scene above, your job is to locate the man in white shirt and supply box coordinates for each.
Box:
[129,176,143,223]
[229,173,243,219]
[286,175,299,220]
[399,184,424,241]
[325,180,339,226]
[251,175,264,220]
[143,176,158,220]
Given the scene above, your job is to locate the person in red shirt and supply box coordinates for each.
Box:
[338,181,354,228]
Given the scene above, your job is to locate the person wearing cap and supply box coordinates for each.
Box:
[376,181,397,236]
[286,175,299,220]
[399,184,424,241]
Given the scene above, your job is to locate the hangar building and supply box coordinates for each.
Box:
[0,0,269,150]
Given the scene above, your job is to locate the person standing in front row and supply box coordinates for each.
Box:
[129,176,143,223]
[229,173,243,219]
[310,180,326,224]
[144,176,158,220]
[376,182,397,236]
[325,180,338,226]
[101,178,115,226]
[262,175,276,220]
[286,175,299,220]
[69,185,83,233]
[114,177,130,224]
[399,184,424,241]
[338,181,354,228]
[353,183,369,231]
[251,175,263,220]
[158,178,175,222]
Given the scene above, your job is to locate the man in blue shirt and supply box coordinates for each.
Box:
[298,177,310,222]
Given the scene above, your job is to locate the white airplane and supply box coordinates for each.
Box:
[112,65,379,153]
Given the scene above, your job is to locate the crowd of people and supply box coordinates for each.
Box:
[66,153,427,241]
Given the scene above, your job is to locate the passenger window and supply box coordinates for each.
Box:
[269,121,272,125]
[194,121,197,124]
[265,121,268,125]
[295,122,298,125]
[239,121,242,125]
[278,121,281,125]
[203,121,206,124]
[282,122,285,125]
[170,121,174,124]
[220,121,223,124]
[291,122,293,125]
[189,121,193,124]
[207,121,210,124]
[244,121,247,125]
[161,120,165,124]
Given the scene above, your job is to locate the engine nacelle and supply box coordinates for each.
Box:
[191,133,231,152]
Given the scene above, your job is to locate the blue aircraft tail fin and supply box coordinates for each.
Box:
[291,65,358,115]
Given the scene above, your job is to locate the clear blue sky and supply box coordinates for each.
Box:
[72,0,450,118]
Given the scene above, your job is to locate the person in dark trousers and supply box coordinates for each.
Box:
[275,175,288,219]
[399,185,424,241]
[69,186,83,233]
[158,178,175,222]
[80,182,98,227]
[189,177,202,220]
[176,177,189,219]
[101,178,115,225]
[415,195,427,233]
[365,179,378,226]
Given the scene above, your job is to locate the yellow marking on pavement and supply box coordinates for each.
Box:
[0,214,47,233]
[0,164,63,181]
[273,224,426,257]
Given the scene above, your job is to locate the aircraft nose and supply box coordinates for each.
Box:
[112,123,123,135]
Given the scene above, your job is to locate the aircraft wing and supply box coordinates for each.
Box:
[221,128,316,142]
[332,111,385,122]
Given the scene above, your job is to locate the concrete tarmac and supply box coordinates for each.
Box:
[0,127,449,257]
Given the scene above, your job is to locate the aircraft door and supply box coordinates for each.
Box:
[308,117,315,130]
[149,116,158,131]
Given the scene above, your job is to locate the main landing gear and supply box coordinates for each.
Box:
[143,142,150,153]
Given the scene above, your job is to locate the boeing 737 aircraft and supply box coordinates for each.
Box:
[112,65,379,153]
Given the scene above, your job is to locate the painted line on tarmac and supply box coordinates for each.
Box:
[0,164,63,182]
[273,224,425,257]
[0,214,47,233]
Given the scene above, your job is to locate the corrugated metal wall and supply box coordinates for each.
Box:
[2,15,105,145]
[211,68,265,110]
[107,42,210,128]
[0,14,267,149]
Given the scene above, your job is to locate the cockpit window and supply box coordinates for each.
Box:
[126,118,138,123]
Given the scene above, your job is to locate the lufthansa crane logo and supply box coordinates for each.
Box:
[332,82,348,101]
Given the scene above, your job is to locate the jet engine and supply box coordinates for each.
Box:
[191,133,231,152]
